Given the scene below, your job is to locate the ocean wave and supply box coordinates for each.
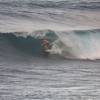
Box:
[0,28,100,60]
[0,0,100,10]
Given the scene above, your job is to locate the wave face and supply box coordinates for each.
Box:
[0,29,100,60]
[0,0,100,60]
[0,31,57,55]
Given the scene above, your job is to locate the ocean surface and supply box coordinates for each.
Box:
[0,0,100,100]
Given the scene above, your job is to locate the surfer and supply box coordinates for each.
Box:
[41,39,50,56]
[42,39,49,49]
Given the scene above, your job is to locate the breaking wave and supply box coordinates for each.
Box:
[0,28,100,60]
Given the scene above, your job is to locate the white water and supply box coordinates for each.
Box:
[53,30,100,59]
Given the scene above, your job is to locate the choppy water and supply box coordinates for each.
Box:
[0,57,100,100]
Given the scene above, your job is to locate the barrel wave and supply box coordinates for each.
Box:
[0,28,100,60]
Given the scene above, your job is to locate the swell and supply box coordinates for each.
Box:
[0,0,100,10]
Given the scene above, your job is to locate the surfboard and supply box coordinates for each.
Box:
[45,49,51,52]
[42,44,52,56]
[42,49,50,57]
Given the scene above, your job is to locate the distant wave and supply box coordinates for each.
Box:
[0,28,100,60]
[0,0,100,10]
